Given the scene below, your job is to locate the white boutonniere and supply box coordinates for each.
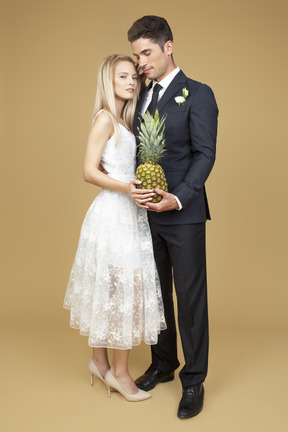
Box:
[175,87,189,106]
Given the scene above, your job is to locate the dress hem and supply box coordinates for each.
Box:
[63,305,167,350]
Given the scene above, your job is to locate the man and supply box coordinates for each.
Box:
[128,16,218,418]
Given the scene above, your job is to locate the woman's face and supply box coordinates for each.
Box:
[113,61,138,102]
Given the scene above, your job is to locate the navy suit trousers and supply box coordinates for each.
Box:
[149,219,209,387]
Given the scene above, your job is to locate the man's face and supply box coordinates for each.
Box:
[131,38,174,82]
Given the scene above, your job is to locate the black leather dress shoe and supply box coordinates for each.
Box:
[177,384,204,419]
[135,365,174,391]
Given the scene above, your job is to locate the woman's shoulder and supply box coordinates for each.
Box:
[92,110,113,132]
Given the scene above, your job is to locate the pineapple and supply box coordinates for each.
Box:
[136,110,168,203]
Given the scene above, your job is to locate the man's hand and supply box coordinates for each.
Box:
[145,188,179,212]
[98,163,108,174]
[129,179,154,208]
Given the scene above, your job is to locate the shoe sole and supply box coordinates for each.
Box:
[160,375,174,384]
[177,406,203,419]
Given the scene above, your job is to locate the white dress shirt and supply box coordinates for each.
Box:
[141,67,183,210]
[141,67,180,114]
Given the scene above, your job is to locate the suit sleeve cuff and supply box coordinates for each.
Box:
[173,195,183,211]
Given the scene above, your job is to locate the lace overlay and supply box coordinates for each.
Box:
[64,113,166,349]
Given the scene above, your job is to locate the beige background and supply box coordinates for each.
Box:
[1,0,287,431]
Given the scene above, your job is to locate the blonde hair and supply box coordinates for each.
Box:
[92,54,140,144]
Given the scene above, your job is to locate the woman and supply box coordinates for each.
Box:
[63,54,166,402]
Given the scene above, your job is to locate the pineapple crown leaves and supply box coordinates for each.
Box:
[137,109,167,164]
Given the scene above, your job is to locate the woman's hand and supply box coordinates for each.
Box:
[136,64,147,92]
[129,179,155,208]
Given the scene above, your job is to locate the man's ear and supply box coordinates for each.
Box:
[165,40,173,55]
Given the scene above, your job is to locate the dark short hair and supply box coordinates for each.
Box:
[128,15,173,50]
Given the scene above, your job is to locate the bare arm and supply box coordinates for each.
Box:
[83,112,130,195]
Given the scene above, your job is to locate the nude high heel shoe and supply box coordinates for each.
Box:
[105,370,152,402]
[88,360,105,386]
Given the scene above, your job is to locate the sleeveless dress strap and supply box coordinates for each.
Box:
[92,109,113,125]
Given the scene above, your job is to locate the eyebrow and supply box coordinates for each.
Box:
[118,72,137,76]
[133,49,151,56]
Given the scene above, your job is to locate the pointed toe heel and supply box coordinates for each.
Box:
[104,370,152,402]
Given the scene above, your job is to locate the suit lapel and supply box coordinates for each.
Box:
[157,70,187,113]
[134,71,187,133]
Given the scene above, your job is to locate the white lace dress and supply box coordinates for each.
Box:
[64,116,166,349]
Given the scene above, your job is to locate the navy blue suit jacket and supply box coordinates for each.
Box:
[133,70,218,225]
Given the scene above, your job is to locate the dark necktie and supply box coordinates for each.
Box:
[146,83,162,116]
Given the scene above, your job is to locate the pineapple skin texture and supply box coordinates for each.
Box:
[135,163,168,203]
